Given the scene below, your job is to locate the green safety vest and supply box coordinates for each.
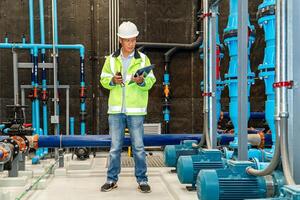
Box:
[100,49,156,115]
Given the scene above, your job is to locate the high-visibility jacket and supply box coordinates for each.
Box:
[100,49,156,115]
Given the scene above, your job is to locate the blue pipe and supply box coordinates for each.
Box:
[42,104,48,155]
[53,0,58,46]
[33,48,40,134]
[39,0,47,156]
[29,0,34,54]
[224,0,255,150]
[39,0,46,54]
[38,134,202,148]
[70,117,75,136]
[80,56,86,135]
[0,43,85,56]
[223,112,265,120]
[258,0,276,155]
[163,73,170,123]
[0,133,273,148]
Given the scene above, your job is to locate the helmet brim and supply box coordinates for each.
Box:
[117,31,139,39]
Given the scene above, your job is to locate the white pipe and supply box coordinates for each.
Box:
[109,0,111,53]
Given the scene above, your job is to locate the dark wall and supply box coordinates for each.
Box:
[0,0,266,135]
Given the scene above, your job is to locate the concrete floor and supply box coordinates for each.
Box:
[0,152,197,200]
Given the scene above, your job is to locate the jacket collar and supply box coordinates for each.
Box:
[112,48,141,59]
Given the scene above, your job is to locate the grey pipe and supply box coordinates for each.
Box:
[279,0,295,185]
[281,117,295,185]
[203,0,212,149]
[246,119,281,176]
[246,0,283,176]
[136,36,202,50]
[13,51,19,106]
[208,6,218,149]
[210,0,222,8]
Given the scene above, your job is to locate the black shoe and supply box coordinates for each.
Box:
[138,182,151,193]
[101,182,118,192]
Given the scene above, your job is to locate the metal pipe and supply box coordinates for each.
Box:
[237,0,249,161]
[137,36,202,50]
[13,51,19,106]
[281,116,295,185]
[51,0,59,161]
[21,89,26,122]
[246,0,282,176]
[66,88,70,136]
[279,0,295,185]
[109,0,111,53]
[117,0,119,51]
[203,0,211,149]
[209,5,217,149]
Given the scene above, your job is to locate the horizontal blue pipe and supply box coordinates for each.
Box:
[37,134,202,148]
[0,133,273,148]
[223,112,265,119]
[0,43,85,57]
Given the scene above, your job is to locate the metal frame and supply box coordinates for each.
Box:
[20,85,70,136]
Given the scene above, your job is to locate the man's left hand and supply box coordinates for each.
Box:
[131,75,144,84]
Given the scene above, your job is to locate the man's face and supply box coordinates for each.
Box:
[119,37,136,53]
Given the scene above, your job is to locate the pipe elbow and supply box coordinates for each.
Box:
[78,44,85,57]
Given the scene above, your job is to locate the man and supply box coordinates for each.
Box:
[100,21,156,193]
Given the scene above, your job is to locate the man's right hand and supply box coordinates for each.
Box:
[112,73,123,85]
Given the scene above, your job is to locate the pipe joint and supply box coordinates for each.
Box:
[80,112,87,122]
[40,90,49,102]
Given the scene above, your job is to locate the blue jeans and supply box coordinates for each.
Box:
[107,114,148,184]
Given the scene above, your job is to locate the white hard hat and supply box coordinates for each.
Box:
[117,21,139,39]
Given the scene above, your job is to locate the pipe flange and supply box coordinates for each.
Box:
[257,5,276,20]
[224,29,256,40]
[0,143,12,164]
[11,136,29,153]
[27,134,39,150]
[1,138,19,158]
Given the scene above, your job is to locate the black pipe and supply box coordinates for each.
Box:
[136,36,202,50]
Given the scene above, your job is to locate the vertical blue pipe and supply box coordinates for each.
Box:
[80,57,86,135]
[40,0,48,155]
[29,0,34,55]
[29,0,35,132]
[257,0,276,156]
[53,0,58,46]
[224,0,255,149]
[70,117,75,136]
